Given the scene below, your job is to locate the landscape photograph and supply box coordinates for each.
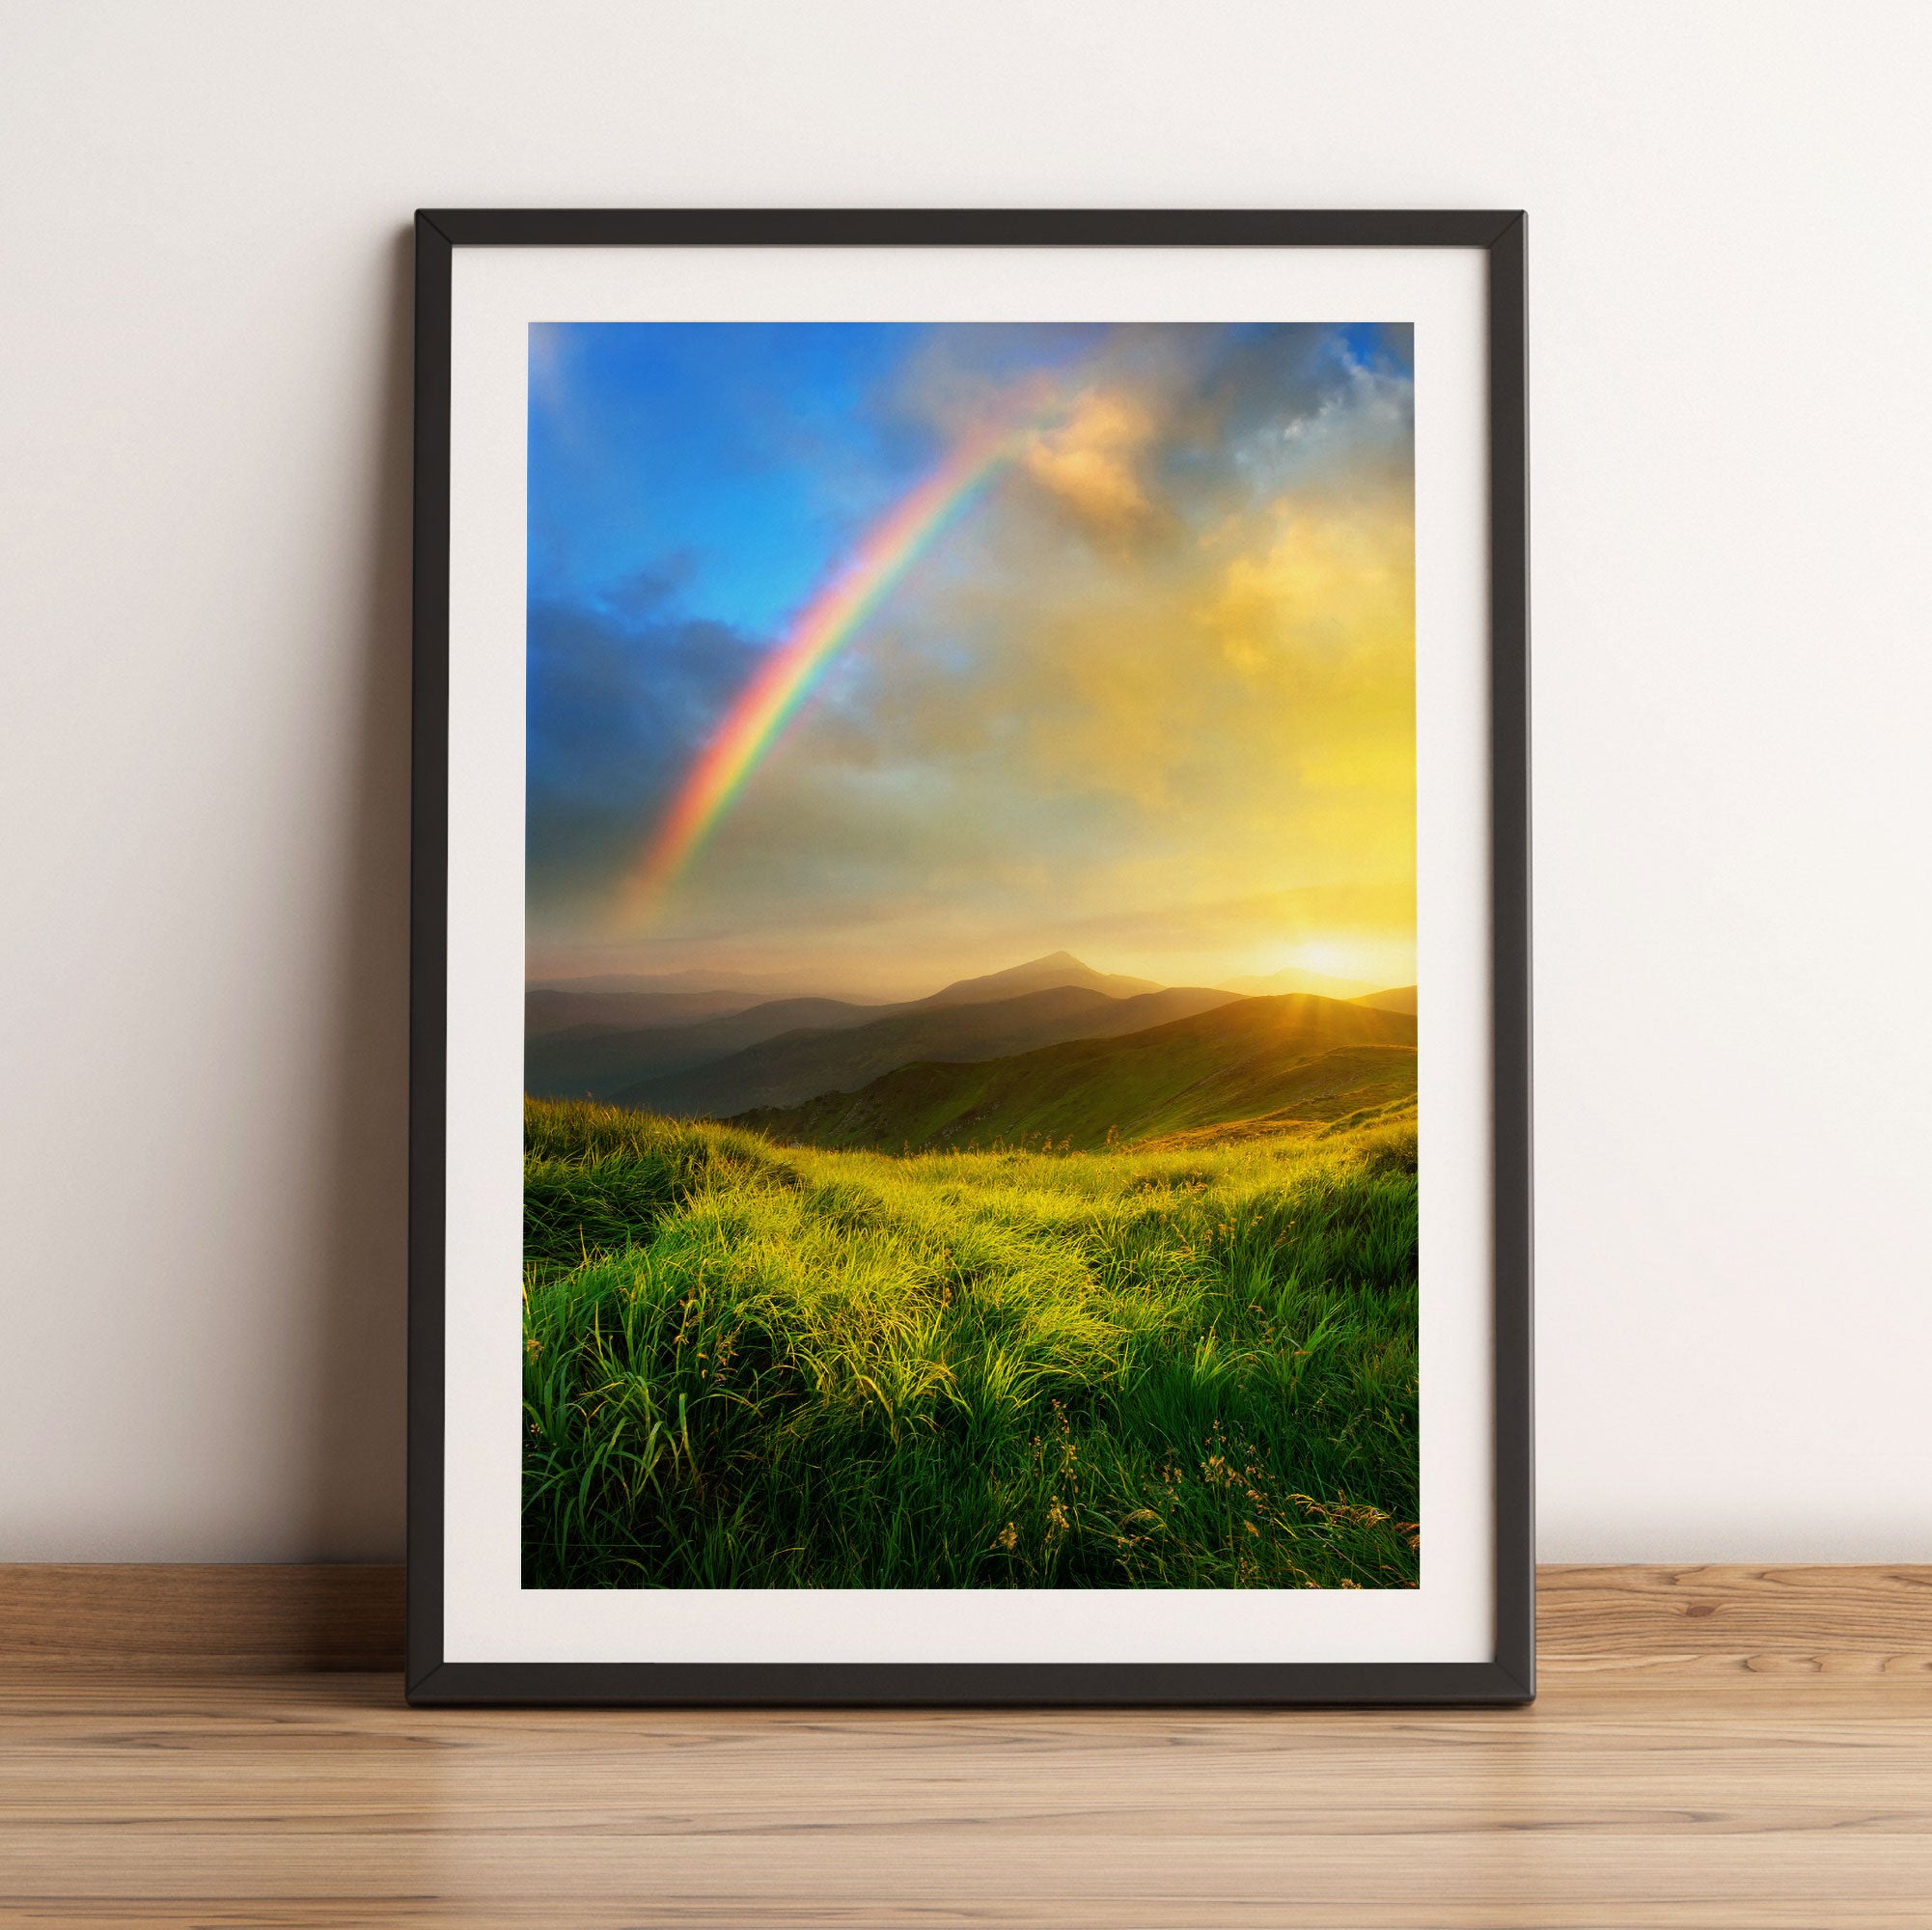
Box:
[522,318,1420,1590]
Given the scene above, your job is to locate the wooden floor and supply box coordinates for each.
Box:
[1,1565,1928,1926]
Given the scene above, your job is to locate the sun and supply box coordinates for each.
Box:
[1269,938,1368,980]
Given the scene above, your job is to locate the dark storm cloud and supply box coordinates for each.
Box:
[526,581,760,915]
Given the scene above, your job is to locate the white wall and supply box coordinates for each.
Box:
[4,1,1927,1564]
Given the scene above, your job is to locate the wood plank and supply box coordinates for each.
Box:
[1539,1563,1932,1673]
[5,1563,1930,1672]
[0,1565,403,1670]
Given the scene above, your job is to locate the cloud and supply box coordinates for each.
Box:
[1021,388,1160,538]
[538,323,1419,994]
[526,585,761,928]
[1231,356,1415,502]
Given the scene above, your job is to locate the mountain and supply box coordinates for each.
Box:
[528,952,1155,1042]
[917,951,1162,1008]
[532,969,797,996]
[617,983,1238,1119]
[732,993,1417,1152]
[1352,985,1419,1015]
[526,953,1184,1101]
[1217,965,1378,1001]
[526,996,899,1101]
[525,987,771,1038]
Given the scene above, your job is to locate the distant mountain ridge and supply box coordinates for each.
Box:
[1352,985,1418,1015]
[527,952,1186,1105]
[527,995,901,1102]
[916,951,1163,1007]
[732,993,1417,1153]
[531,969,800,996]
[618,981,1237,1119]
[527,951,1157,1044]
[526,987,770,1039]
[1217,965,1378,1001]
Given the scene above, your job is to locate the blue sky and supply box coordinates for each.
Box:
[529,322,1109,636]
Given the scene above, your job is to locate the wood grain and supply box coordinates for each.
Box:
[1,1567,1927,1925]
[1,1668,1929,1926]
[7,1561,1929,1672]
[1539,1563,1932,1674]
[0,1564,403,1670]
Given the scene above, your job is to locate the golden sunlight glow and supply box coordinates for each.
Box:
[533,339,1418,1002]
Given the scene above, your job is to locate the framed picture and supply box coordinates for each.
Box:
[408,209,1531,1704]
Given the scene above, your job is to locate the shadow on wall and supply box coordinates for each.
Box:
[300,226,415,1559]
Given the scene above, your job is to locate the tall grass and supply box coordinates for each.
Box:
[523,1098,1419,1589]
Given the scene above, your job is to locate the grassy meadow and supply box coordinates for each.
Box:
[523,1095,1420,1590]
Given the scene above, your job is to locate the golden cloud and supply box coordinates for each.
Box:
[1021,389,1160,537]
[649,345,1418,996]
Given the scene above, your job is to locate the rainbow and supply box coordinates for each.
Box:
[616,415,1037,924]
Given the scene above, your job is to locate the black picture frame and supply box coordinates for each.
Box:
[407,208,1532,1706]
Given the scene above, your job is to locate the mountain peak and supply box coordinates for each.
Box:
[922,952,1163,1009]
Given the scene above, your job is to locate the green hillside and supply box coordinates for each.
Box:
[523,1097,1420,1590]
[734,992,1416,1151]
[620,983,1238,1120]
